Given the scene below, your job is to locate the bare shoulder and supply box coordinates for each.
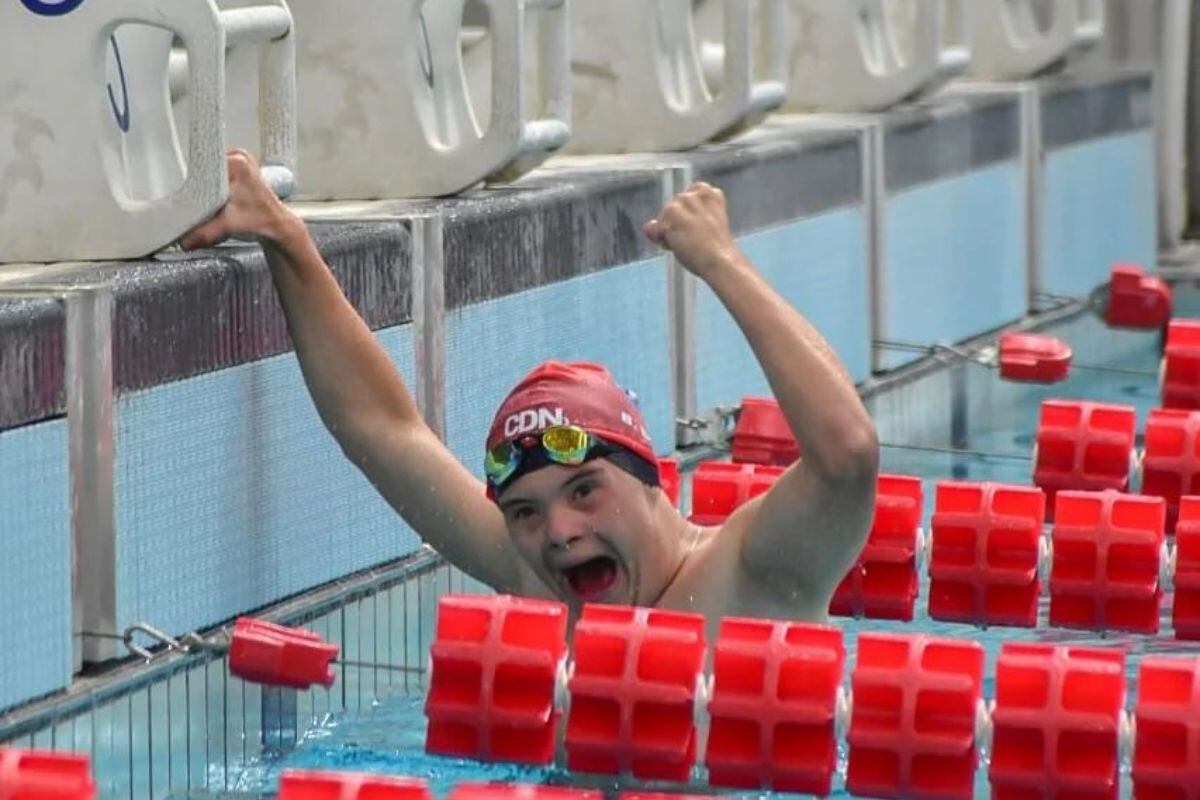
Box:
[658,511,829,624]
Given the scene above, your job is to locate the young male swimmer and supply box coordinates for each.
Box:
[182,150,880,627]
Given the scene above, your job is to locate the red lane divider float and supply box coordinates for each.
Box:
[1141,408,1200,532]
[278,770,433,800]
[0,748,96,800]
[1106,263,1172,329]
[730,397,799,466]
[565,606,706,782]
[847,633,984,800]
[1133,657,1200,800]
[706,617,844,795]
[1049,491,1165,634]
[228,617,339,690]
[1032,399,1137,517]
[449,784,603,800]
[1172,497,1200,640]
[998,332,1073,383]
[425,595,568,764]
[1163,319,1200,410]
[688,461,783,525]
[928,481,1045,628]
[829,475,924,621]
[989,644,1126,800]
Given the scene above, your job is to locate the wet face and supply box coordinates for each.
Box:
[497,458,662,608]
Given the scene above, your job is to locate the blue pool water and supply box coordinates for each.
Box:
[209,323,1200,800]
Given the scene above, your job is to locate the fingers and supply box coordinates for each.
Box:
[643,218,667,245]
[179,213,230,252]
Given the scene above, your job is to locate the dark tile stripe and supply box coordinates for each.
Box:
[0,298,65,430]
[885,91,1022,191]
[1040,69,1153,151]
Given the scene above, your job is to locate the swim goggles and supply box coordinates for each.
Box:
[485,425,604,490]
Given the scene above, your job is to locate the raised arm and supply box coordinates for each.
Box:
[181,151,524,592]
[645,183,879,605]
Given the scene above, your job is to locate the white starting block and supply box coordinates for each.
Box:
[169,0,297,199]
[285,0,570,200]
[0,0,295,264]
[968,0,1105,80]
[566,0,788,154]
[782,0,971,113]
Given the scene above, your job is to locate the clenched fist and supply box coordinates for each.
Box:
[644,182,741,281]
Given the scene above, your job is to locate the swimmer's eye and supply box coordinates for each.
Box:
[572,481,596,502]
[507,505,537,523]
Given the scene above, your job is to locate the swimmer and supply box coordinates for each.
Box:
[182,151,879,630]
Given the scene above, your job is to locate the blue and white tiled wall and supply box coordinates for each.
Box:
[1040,131,1157,297]
[695,205,872,409]
[113,327,420,636]
[0,420,71,711]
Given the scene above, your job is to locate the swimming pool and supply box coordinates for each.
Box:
[4,287,1196,799]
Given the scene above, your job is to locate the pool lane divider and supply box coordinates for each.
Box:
[421,592,1192,799]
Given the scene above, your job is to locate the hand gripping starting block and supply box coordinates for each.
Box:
[782,0,971,112]
[968,0,1106,80]
[287,0,570,199]
[0,0,294,264]
[566,0,787,154]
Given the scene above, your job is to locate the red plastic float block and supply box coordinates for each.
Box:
[731,397,799,466]
[1032,399,1136,517]
[449,785,602,800]
[829,474,924,621]
[1163,320,1200,410]
[425,594,568,765]
[565,605,707,782]
[1106,263,1172,329]
[989,643,1126,800]
[688,461,783,526]
[1132,656,1200,800]
[998,332,1073,383]
[228,617,339,690]
[657,458,680,508]
[705,617,844,795]
[846,633,984,800]
[1141,407,1200,531]
[928,481,1045,627]
[0,748,96,800]
[1049,490,1164,633]
[277,770,431,800]
[1171,496,1200,639]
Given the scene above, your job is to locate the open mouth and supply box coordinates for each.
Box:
[561,556,619,601]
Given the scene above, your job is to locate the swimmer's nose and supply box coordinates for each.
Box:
[545,504,589,551]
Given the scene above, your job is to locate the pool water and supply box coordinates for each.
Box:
[209,321,1200,799]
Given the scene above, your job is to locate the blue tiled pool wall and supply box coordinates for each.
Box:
[0,420,71,712]
[112,327,420,638]
[0,71,1158,722]
[443,256,675,475]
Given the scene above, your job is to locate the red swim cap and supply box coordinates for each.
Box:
[485,361,659,485]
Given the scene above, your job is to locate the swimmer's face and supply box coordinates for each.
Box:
[497,458,660,609]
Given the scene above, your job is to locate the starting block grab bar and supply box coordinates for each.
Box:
[969,0,1107,80]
